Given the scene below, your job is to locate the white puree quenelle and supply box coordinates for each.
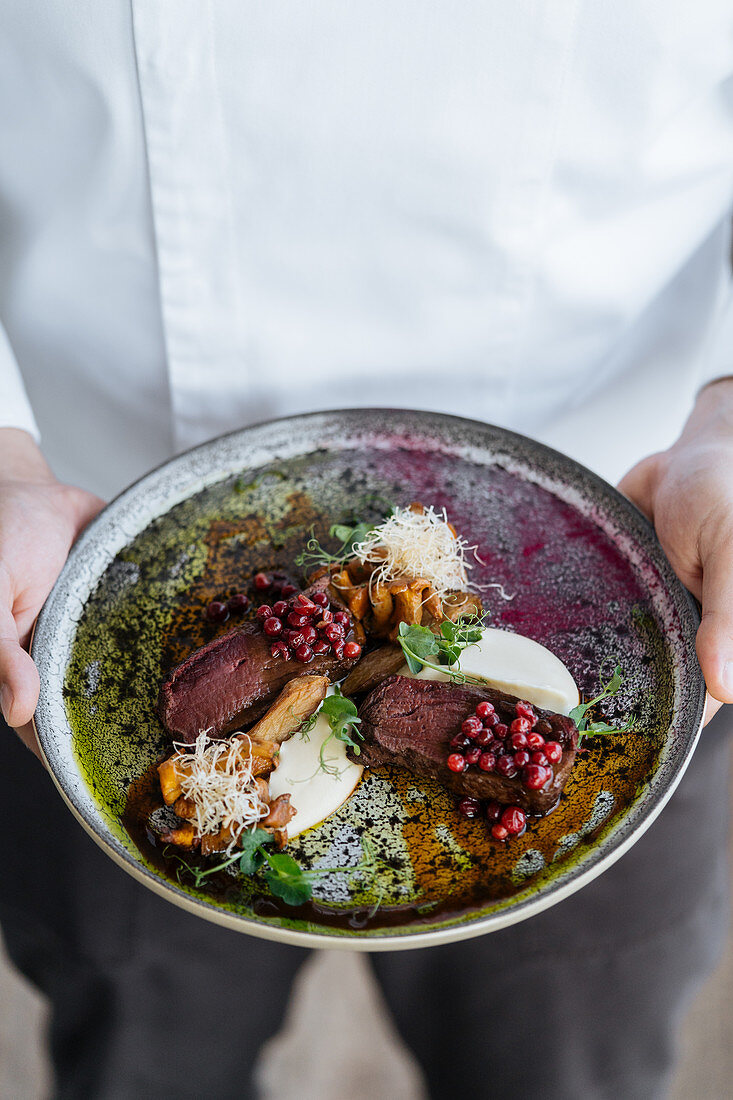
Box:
[267,687,363,839]
[407,627,580,716]
[269,629,579,839]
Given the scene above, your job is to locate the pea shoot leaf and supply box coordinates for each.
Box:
[569,663,637,740]
[294,518,377,571]
[263,851,314,905]
[319,687,363,760]
[238,827,274,874]
[397,619,484,680]
[328,521,375,553]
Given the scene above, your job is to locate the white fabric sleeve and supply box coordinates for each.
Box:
[697,280,733,392]
[0,322,40,440]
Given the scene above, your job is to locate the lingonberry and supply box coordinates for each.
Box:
[497,754,518,778]
[515,701,536,724]
[256,604,273,621]
[332,641,345,660]
[476,701,495,720]
[272,599,288,617]
[286,630,305,649]
[325,624,343,645]
[344,641,362,660]
[475,728,493,746]
[312,639,330,656]
[462,716,482,737]
[491,823,509,841]
[263,616,283,637]
[317,609,334,626]
[447,753,468,773]
[524,764,550,790]
[227,593,249,612]
[253,572,271,590]
[526,731,545,750]
[301,625,317,645]
[287,611,309,629]
[459,797,481,818]
[511,731,528,751]
[312,591,329,607]
[295,643,314,663]
[280,583,298,598]
[334,611,350,627]
[465,747,482,766]
[450,732,472,750]
[494,723,508,738]
[478,752,496,772]
[501,806,527,835]
[485,800,503,822]
[206,600,229,622]
[510,717,530,734]
[514,750,530,768]
[545,741,562,764]
[531,751,548,767]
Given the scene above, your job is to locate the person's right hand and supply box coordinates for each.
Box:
[0,428,105,759]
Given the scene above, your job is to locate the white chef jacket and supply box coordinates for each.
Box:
[2,1,733,500]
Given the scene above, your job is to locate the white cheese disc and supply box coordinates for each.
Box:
[268,693,363,839]
[405,627,580,715]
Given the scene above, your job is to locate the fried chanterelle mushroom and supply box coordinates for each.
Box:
[315,503,482,641]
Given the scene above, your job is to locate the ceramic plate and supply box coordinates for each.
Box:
[32,409,705,950]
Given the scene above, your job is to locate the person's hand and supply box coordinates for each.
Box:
[618,377,733,724]
[0,429,105,758]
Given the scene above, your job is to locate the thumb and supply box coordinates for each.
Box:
[695,528,733,705]
[69,489,106,537]
[617,453,664,523]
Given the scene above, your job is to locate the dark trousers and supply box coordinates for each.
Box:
[1,711,729,1100]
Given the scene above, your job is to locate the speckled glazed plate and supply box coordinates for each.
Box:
[32,409,705,950]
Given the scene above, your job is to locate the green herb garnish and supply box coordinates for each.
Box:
[397,618,485,683]
[569,663,637,740]
[171,831,385,909]
[298,711,319,741]
[294,519,376,571]
[315,686,364,776]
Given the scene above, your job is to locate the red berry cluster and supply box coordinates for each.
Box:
[256,591,363,665]
[206,592,250,623]
[205,571,298,624]
[252,571,299,600]
[447,698,562,791]
[457,797,527,840]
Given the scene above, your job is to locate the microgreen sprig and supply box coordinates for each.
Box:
[397,618,485,684]
[316,687,364,776]
[569,663,638,741]
[294,520,376,572]
[170,830,386,908]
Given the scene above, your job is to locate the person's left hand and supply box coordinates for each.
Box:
[618,377,733,724]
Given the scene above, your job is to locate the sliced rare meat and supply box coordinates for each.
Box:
[158,577,360,742]
[355,676,578,815]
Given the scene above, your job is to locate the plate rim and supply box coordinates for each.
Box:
[31,407,707,949]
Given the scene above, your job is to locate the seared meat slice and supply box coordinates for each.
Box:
[341,645,405,696]
[356,676,578,815]
[159,626,358,743]
[159,579,359,743]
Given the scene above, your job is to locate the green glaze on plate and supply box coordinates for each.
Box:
[33,410,704,949]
